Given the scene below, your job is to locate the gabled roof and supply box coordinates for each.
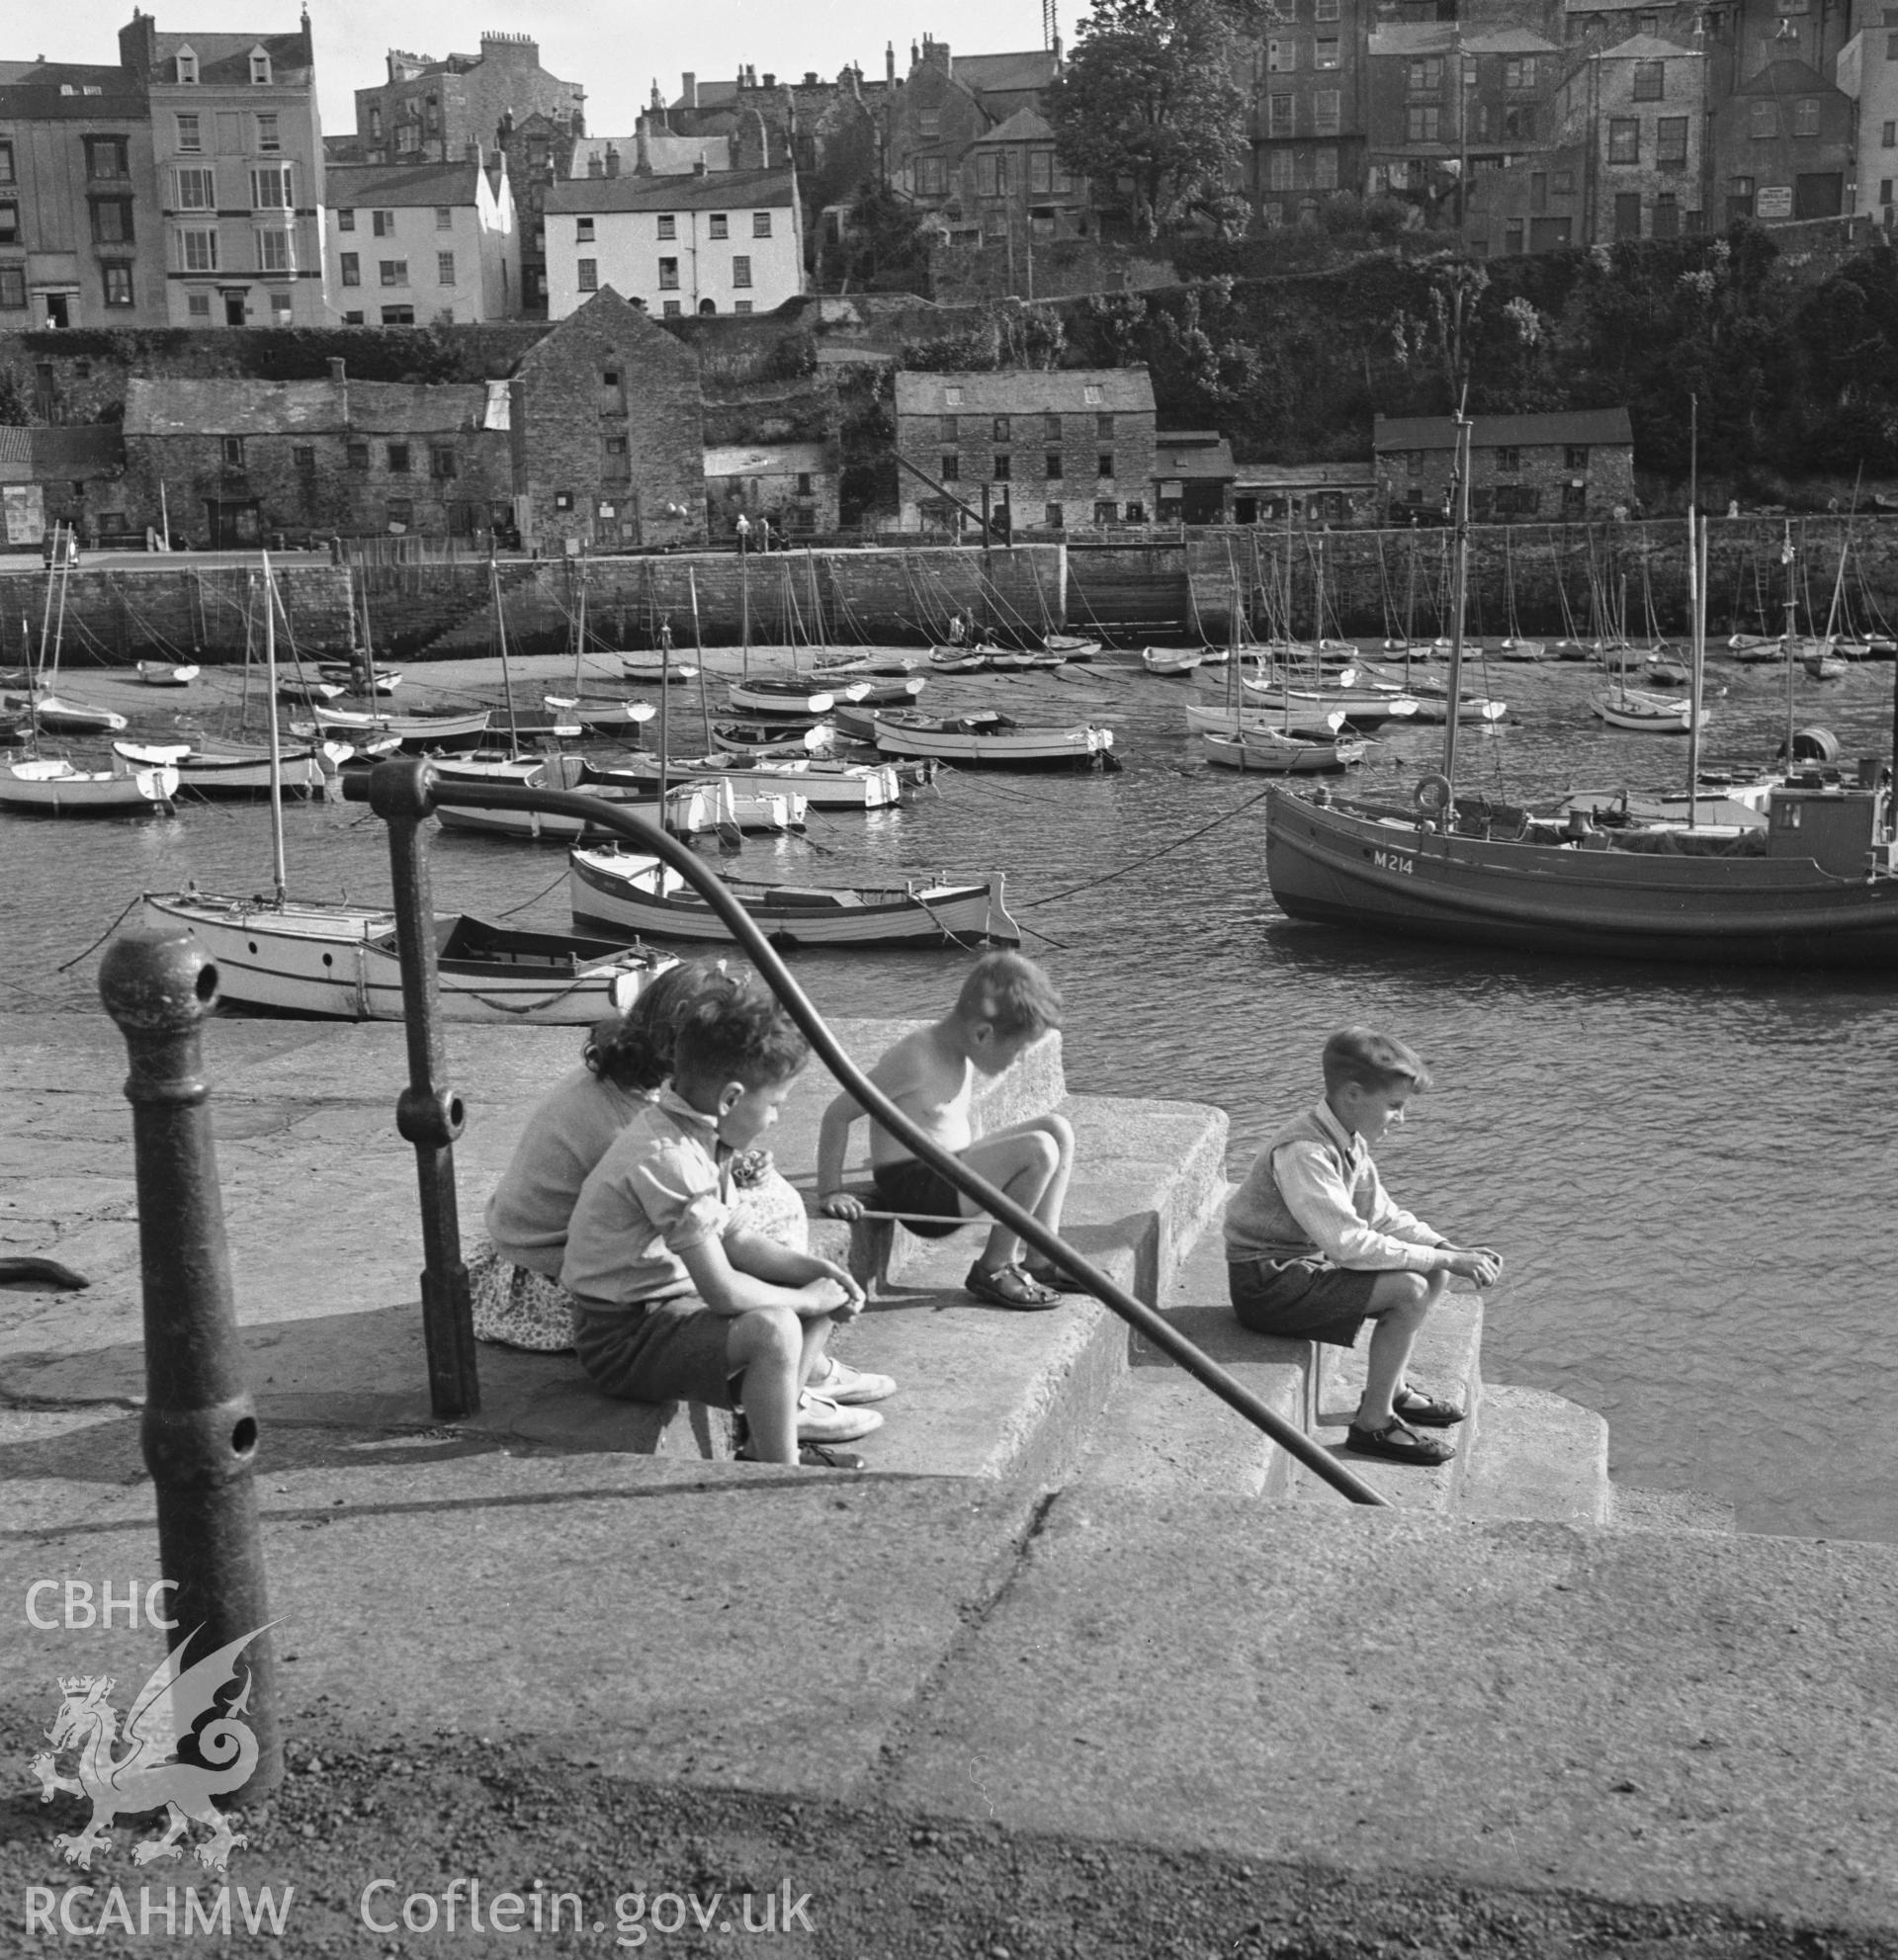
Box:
[1735,55,1835,94]
[1374,407,1633,451]
[0,425,123,476]
[546,165,795,214]
[1596,32,1698,58]
[1156,432,1235,479]
[0,59,145,117]
[956,49,1060,94]
[895,368,1155,415]
[512,288,701,379]
[124,377,487,439]
[972,107,1055,145]
[326,160,489,208]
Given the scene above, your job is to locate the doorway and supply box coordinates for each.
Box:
[223,292,247,326]
[43,293,71,329]
[204,498,262,548]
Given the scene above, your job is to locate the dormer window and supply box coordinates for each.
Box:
[175,46,198,84]
[249,46,272,87]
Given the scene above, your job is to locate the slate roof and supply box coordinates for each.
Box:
[0,60,145,116]
[151,28,313,86]
[956,50,1060,95]
[1155,432,1235,479]
[1596,32,1699,58]
[895,368,1155,416]
[1233,462,1378,488]
[324,161,488,209]
[1734,55,1835,94]
[1374,408,1633,451]
[1369,24,1459,55]
[546,166,795,214]
[125,378,488,438]
[1462,29,1560,53]
[973,107,1055,145]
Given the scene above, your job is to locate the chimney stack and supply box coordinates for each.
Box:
[681,70,697,108]
[693,156,707,175]
[604,143,620,177]
[762,72,775,88]
[887,41,896,84]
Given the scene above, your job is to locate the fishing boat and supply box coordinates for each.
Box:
[137,555,676,1023]
[113,736,334,798]
[142,892,675,1023]
[1201,728,1364,774]
[1258,416,1898,967]
[311,702,491,746]
[868,711,1117,770]
[728,678,837,718]
[569,849,1021,948]
[1141,646,1205,677]
[0,754,176,814]
[710,721,835,758]
[620,652,700,685]
[137,660,200,686]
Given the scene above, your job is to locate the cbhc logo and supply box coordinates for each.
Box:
[26,1581,179,1629]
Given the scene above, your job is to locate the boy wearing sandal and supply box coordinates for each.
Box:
[561,980,876,1469]
[1225,1028,1503,1467]
[816,952,1081,1312]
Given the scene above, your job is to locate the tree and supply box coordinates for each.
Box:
[1043,0,1250,243]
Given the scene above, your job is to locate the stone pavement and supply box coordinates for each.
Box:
[2,1005,1894,1947]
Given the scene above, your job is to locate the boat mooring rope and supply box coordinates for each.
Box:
[1015,781,1278,910]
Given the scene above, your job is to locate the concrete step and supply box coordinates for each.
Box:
[1611,1483,1739,1534]
[1075,1198,1312,1501]
[1457,1381,1612,1526]
[1291,1289,1487,1513]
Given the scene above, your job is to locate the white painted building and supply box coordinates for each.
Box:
[323,156,517,324]
[1838,23,1898,217]
[543,165,801,319]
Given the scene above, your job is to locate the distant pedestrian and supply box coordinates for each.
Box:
[1224,1028,1504,1468]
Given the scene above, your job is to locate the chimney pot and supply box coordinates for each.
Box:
[804,70,818,86]
[762,72,775,88]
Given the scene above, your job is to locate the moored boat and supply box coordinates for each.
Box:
[137,660,201,686]
[869,711,1117,770]
[0,754,176,814]
[433,763,738,842]
[1200,728,1364,774]
[568,849,1020,948]
[727,678,836,718]
[34,694,129,735]
[1141,646,1205,676]
[311,703,492,746]
[141,891,675,1021]
[1589,685,1703,733]
[113,736,334,798]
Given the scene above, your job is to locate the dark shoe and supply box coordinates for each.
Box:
[1393,1384,1466,1428]
[736,1441,866,1470]
[1344,1417,1456,1467]
[964,1261,1062,1311]
[1021,1256,1098,1296]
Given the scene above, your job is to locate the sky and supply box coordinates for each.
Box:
[37,0,1065,137]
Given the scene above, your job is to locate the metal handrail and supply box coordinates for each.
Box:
[341,759,1388,1506]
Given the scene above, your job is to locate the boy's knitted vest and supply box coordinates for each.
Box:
[1223,1107,1352,1263]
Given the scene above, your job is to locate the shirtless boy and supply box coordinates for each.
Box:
[816,953,1080,1310]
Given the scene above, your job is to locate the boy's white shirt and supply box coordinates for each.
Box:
[1273,1100,1446,1273]
[862,1027,977,1168]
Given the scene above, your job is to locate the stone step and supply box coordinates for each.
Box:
[830,1096,1229,1486]
[1459,1381,1612,1527]
[1610,1484,1739,1534]
[1291,1288,1487,1513]
[1075,1199,1311,1501]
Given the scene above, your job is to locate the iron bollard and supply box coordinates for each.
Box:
[368,757,479,1419]
[98,927,281,1799]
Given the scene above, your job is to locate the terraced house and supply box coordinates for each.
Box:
[323,157,518,324]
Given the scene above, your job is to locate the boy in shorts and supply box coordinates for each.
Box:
[1226,1027,1503,1467]
[561,980,871,1468]
[816,952,1080,1311]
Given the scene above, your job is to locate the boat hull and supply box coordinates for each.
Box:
[0,760,175,813]
[871,721,1115,769]
[1263,790,1898,968]
[569,851,1019,948]
[140,894,671,1022]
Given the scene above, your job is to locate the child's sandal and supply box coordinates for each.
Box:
[1344,1417,1456,1467]
[1392,1385,1466,1428]
[964,1261,1062,1311]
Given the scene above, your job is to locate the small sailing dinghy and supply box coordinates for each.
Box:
[1201,728,1364,774]
[137,660,201,686]
[1141,646,1206,676]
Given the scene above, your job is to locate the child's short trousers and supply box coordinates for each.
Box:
[573,1294,743,1407]
[1228,1256,1380,1348]
[872,1155,969,1239]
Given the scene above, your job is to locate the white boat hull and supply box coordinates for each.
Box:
[435,779,733,841]
[1590,690,1704,733]
[569,850,1019,948]
[0,758,175,813]
[140,894,673,1023]
[871,721,1115,768]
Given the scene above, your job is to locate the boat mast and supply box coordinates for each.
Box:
[492,554,522,756]
[1440,406,1473,799]
[1781,523,1798,769]
[573,558,587,693]
[688,564,712,751]
[261,558,289,906]
[1686,393,1701,827]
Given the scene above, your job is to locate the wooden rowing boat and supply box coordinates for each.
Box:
[568,849,1020,947]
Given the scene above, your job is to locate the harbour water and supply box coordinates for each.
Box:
[5,646,1894,1543]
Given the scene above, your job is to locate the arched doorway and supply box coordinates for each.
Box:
[698,298,717,315]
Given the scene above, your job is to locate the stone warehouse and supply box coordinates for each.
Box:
[893,366,1159,535]
[110,292,707,550]
[1373,407,1636,523]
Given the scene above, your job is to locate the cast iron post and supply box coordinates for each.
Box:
[98,928,281,1799]
[369,758,480,1419]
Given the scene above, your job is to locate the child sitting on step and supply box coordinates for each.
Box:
[1226,1027,1503,1468]
[561,980,873,1469]
[816,952,1081,1311]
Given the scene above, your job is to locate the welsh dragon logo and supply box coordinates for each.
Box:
[31,1624,271,1873]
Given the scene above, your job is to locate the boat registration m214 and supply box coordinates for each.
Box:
[1371,849,1416,876]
